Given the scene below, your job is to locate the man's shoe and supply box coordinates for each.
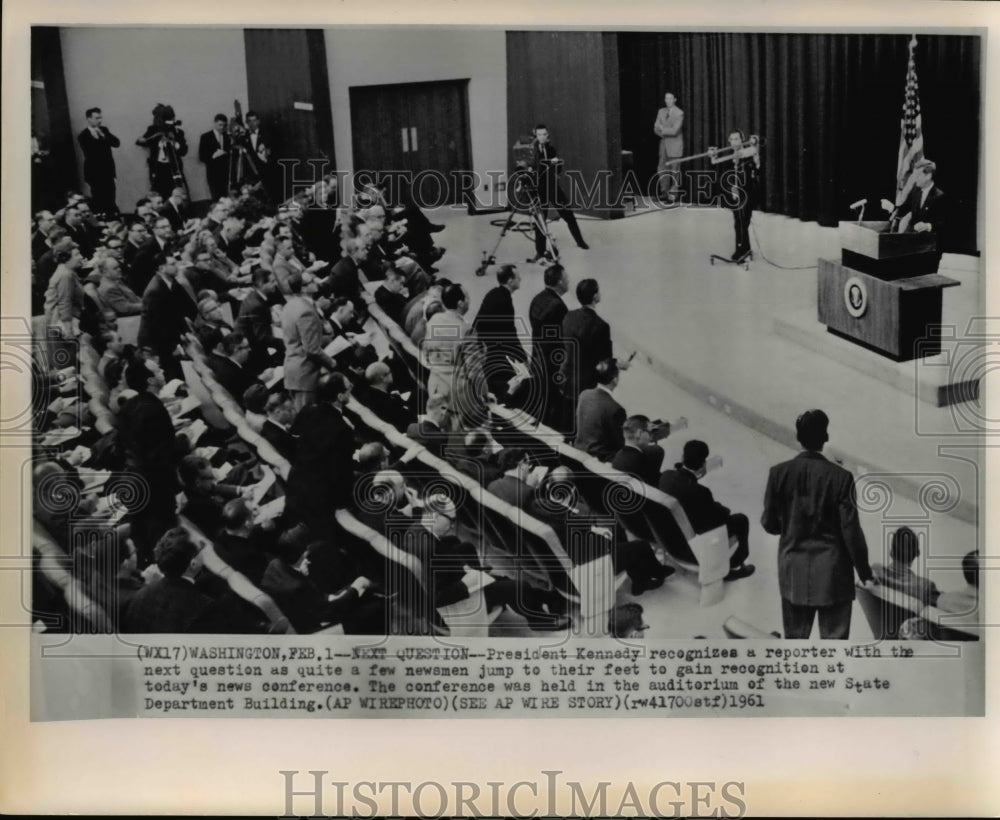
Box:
[724,563,756,582]
[576,240,589,250]
[652,565,676,580]
[428,223,445,233]
[631,576,665,596]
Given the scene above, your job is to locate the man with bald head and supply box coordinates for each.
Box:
[363,360,414,432]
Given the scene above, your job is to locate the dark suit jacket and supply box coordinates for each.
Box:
[529,287,568,361]
[124,575,220,633]
[473,285,526,384]
[574,387,625,462]
[260,419,297,461]
[207,353,257,403]
[138,275,193,355]
[214,530,275,587]
[659,465,730,535]
[364,387,414,432]
[897,184,947,236]
[77,126,120,183]
[129,238,169,295]
[217,232,246,265]
[63,222,98,259]
[198,129,232,195]
[487,473,535,510]
[402,524,480,608]
[761,450,872,606]
[561,306,613,399]
[612,445,660,486]
[406,418,451,459]
[287,402,356,520]
[327,256,362,304]
[260,558,360,633]
[236,288,274,351]
[160,199,189,232]
[374,285,409,327]
[117,390,178,493]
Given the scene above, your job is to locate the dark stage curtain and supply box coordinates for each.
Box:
[618,33,980,254]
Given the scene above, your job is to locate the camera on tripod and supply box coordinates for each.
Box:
[512,134,536,169]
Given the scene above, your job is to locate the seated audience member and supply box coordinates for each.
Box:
[207,331,261,403]
[217,215,248,265]
[95,255,143,316]
[355,442,391,477]
[406,393,453,459]
[362,360,414,432]
[242,382,270,433]
[448,429,502,487]
[179,454,246,538]
[612,415,667,486]
[487,447,541,509]
[373,265,410,326]
[574,359,626,462]
[121,219,151,273]
[189,230,247,292]
[937,550,979,615]
[260,527,374,634]
[214,499,276,586]
[259,390,298,461]
[530,466,673,596]
[403,280,446,340]
[872,526,940,607]
[609,602,649,638]
[97,330,127,383]
[659,440,755,581]
[32,209,58,261]
[404,494,570,631]
[160,185,190,231]
[123,528,230,633]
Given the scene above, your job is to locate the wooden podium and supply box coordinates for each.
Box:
[817,221,959,361]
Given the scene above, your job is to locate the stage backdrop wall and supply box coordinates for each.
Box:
[506,31,624,218]
[618,32,981,255]
[59,27,250,208]
[324,28,508,207]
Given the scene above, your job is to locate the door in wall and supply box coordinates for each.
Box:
[349,79,471,205]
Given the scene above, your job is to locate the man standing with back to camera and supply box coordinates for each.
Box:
[761,409,875,639]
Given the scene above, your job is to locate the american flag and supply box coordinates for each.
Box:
[895,35,923,205]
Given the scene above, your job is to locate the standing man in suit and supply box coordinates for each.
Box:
[712,129,760,263]
[281,272,338,412]
[561,279,630,415]
[129,216,174,295]
[472,265,528,401]
[653,92,684,202]
[77,107,121,215]
[138,255,192,380]
[574,360,628,462]
[761,410,874,638]
[286,372,357,540]
[237,267,281,370]
[528,263,570,430]
[883,158,947,268]
[660,439,755,582]
[199,114,232,201]
[528,124,588,263]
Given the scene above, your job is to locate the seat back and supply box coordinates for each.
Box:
[855,582,923,640]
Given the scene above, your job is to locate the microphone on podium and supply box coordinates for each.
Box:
[849,197,867,225]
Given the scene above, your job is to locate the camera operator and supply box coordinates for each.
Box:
[136,104,188,198]
[526,124,589,261]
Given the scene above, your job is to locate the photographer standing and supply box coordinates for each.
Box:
[528,124,589,262]
[136,104,188,198]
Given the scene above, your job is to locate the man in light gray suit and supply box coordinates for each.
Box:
[281,272,337,412]
[653,91,685,201]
